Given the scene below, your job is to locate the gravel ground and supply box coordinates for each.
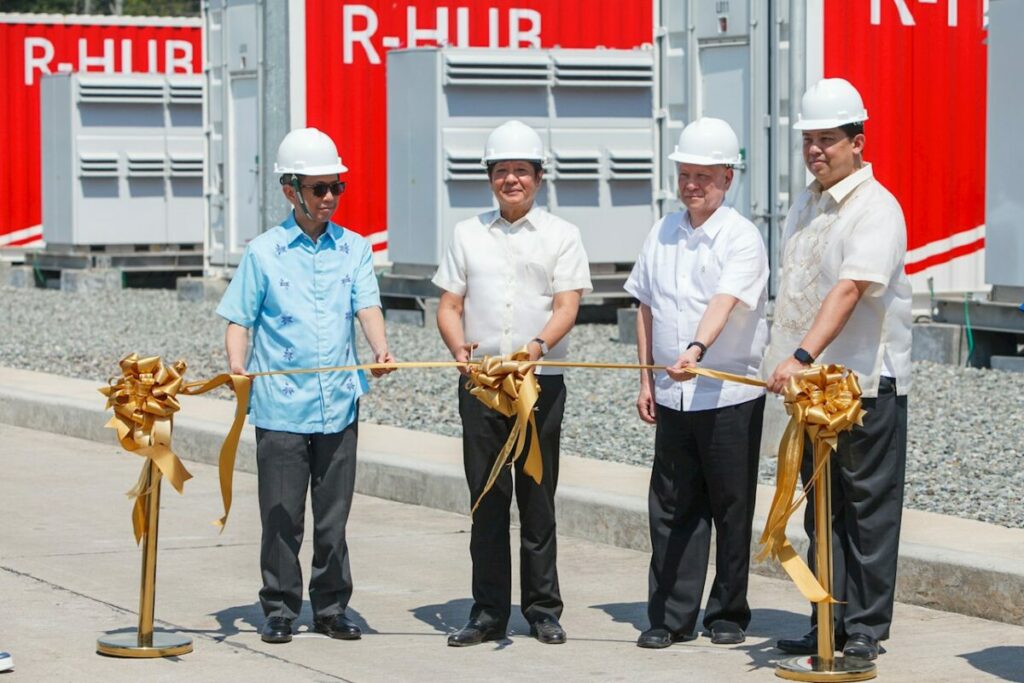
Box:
[2,284,1022,528]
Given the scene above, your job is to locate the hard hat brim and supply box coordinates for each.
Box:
[793,115,868,131]
[668,151,739,166]
[480,154,546,166]
[273,162,349,175]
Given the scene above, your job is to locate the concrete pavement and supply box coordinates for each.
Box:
[2,423,1024,682]
[2,365,1023,628]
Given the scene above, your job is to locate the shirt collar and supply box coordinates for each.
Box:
[281,211,343,246]
[681,205,730,240]
[811,163,874,205]
[489,205,542,231]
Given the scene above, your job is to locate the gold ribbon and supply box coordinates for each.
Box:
[756,364,866,604]
[100,353,250,542]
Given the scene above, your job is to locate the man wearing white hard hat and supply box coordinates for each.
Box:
[433,120,592,647]
[766,78,912,661]
[625,118,769,649]
[217,127,395,645]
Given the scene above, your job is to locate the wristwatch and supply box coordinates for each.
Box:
[686,341,707,362]
[793,347,815,365]
[531,337,549,356]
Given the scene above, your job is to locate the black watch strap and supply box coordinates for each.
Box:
[686,341,707,362]
[793,347,815,365]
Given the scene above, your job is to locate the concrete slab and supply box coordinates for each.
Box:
[2,366,1024,629]
[2,423,1024,682]
[4,265,37,289]
[60,268,123,292]
[911,322,965,365]
[991,355,1024,373]
[617,307,638,345]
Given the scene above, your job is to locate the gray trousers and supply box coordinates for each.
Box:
[255,424,358,620]
[803,376,908,641]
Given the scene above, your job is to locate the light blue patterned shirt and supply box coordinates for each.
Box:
[216,212,381,433]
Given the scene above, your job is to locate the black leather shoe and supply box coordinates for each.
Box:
[843,633,879,661]
[447,619,506,647]
[313,612,362,640]
[776,629,846,655]
[529,616,567,645]
[708,620,745,645]
[260,616,293,644]
[637,628,678,649]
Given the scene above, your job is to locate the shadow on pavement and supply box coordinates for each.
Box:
[958,646,1024,682]
[590,601,646,632]
[206,600,379,638]
[409,598,528,646]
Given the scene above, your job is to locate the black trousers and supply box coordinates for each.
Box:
[647,395,765,636]
[802,376,908,641]
[255,423,358,620]
[458,374,566,629]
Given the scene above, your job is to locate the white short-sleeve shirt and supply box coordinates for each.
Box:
[432,206,593,375]
[625,206,769,411]
[764,164,912,397]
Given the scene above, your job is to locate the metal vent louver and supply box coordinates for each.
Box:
[78,152,119,177]
[554,150,601,180]
[445,149,487,180]
[168,82,203,104]
[169,153,203,177]
[126,153,166,177]
[552,55,654,87]
[609,150,654,179]
[78,78,164,104]
[444,53,550,86]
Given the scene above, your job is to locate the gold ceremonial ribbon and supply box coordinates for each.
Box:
[756,364,866,604]
[101,353,250,542]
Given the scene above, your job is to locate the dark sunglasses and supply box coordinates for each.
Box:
[300,181,346,197]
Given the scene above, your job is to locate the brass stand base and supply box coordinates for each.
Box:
[97,632,193,658]
[775,655,876,681]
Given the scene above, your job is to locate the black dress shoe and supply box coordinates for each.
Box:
[707,620,745,645]
[637,628,679,649]
[776,629,847,655]
[447,619,506,647]
[843,633,879,661]
[261,616,293,644]
[313,612,362,640]
[529,616,567,645]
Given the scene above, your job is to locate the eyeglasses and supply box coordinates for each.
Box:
[301,181,346,197]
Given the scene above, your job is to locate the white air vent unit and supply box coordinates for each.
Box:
[78,152,119,177]
[78,78,164,103]
[444,52,550,86]
[552,54,654,87]
[554,150,601,180]
[609,150,654,179]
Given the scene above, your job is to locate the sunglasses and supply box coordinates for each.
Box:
[300,181,346,198]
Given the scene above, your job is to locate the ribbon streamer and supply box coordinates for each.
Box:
[101,354,250,542]
[756,364,866,604]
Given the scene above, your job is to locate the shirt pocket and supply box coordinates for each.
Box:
[519,259,554,298]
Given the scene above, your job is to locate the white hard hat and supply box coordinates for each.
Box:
[481,120,546,166]
[274,127,348,175]
[668,117,741,166]
[793,78,868,130]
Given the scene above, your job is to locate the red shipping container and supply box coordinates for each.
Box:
[821,0,987,289]
[0,14,201,247]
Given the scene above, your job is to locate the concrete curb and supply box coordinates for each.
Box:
[2,366,1022,627]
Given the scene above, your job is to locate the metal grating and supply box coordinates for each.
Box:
[552,55,654,87]
[608,149,654,179]
[169,153,203,177]
[444,53,550,86]
[445,149,487,180]
[554,150,601,180]
[168,82,202,104]
[78,78,164,103]
[126,153,165,177]
[78,152,119,177]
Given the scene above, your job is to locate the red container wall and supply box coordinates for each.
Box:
[303,0,655,249]
[822,0,987,275]
[0,17,201,247]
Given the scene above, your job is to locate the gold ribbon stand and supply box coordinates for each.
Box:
[97,459,193,658]
[773,366,875,682]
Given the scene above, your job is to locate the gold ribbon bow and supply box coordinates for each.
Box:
[100,353,251,542]
[465,347,543,514]
[757,364,866,603]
